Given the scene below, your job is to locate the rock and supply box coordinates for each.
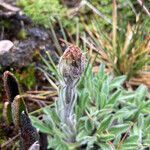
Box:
[0,40,14,55]
[0,40,14,67]
[27,27,49,41]
[0,39,36,68]
[0,4,62,69]
[11,40,37,67]
[0,27,52,68]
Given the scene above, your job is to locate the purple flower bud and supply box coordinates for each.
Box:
[59,45,86,84]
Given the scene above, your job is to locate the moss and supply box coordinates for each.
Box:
[0,20,12,29]
[16,0,66,28]
[17,29,27,40]
[13,65,36,90]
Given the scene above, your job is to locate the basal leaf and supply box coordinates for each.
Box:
[135,85,147,105]
[121,135,139,147]
[97,115,112,134]
[97,133,115,142]
[110,76,126,90]
[30,116,52,134]
[85,119,94,133]
[108,89,122,105]
[108,124,129,135]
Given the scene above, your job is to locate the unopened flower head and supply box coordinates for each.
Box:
[20,111,39,149]
[59,45,86,83]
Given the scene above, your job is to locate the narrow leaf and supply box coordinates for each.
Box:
[97,115,112,134]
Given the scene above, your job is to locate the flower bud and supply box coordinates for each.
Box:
[3,71,20,103]
[59,45,86,84]
[20,111,39,150]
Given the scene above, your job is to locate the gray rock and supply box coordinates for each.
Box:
[11,40,37,67]
[0,40,14,66]
[0,40,14,54]
[0,27,51,68]
[27,27,49,41]
[0,39,37,68]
